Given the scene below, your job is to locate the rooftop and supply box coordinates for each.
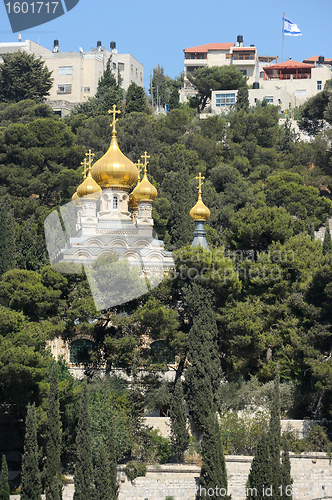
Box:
[184,43,234,53]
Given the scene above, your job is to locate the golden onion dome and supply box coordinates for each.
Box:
[131,172,157,202]
[190,172,210,221]
[128,193,138,211]
[91,131,138,189]
[190,195,211,221]
[77,171,102,200]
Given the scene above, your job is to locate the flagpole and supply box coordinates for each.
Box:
[282,12,285,62]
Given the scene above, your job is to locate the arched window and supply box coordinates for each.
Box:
[113,197,118,209]
[70,339,94,364]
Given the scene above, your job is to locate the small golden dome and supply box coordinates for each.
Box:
[190,195,210,221]
[72,191,81,206]
[128,193,138,211]
[190,172,210,221]
[91,106,138,189]
[132,172,157,202]
[77,171,102,200]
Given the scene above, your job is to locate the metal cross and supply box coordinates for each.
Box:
[141,151,150,174]
[108,105,121,133]
[80,158,89,179]
[195,172,205,194]
[136,159,143,181]
[85,149,95,170]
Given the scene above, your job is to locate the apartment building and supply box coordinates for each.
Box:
[181,35,332,112]
[0,39,144,115]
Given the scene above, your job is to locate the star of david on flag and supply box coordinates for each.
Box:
[284,17,302,36]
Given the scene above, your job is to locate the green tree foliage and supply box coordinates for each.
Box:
[150,65,169,107]
[280,436,292,500]
[125,82,149,114]
[236,87,249,112]
[322,220,332,255]
[187,65,247,112]
[0,195,16,276]
[246,433,274,499]
[269,370,281,497]
[185,285,222,432]
[108,421,119,500]
[0,455,10,500]
[93,441,112,500]
[73,383,93,500]
[20,404,42,500]
[197,414,230,500]
[299,79,332,135]
[0,52,53,103]
[44,362,62,500]
[170,378,189,462]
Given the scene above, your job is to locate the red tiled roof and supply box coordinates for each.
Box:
[303,55,332,63]
[184,43,234,53]
[263,59,314,70]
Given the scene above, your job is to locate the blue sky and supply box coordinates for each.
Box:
[1,0,331,92]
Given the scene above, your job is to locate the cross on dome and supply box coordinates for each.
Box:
[136,159,143,181]
[85,149,95,169]
[80,157,89,179]
[141,151,150,174]
[108,105,121,134]
[195,172,205,195]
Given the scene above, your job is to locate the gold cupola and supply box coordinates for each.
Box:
[91,105,138,190]
[72,191,81,206]
[190,172,210,221]
[76,152,102,200]
[131,152,157,202]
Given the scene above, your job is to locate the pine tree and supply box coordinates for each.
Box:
[280,436,292,500]
[73,383,93,500]
[0,455,10,500]
[185,285,222,432]
[322,220,332,255]
[20,404,42,500]
[197,413,230,500]
[44,362,62,500]
[246,433,274,499]
[170,378,189,463]
[108,421,119,500]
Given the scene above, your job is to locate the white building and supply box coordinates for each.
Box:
[0,39,144,115]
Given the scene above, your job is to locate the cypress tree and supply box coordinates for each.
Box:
[236,87,249,111]
[280,436,292,500]
[269,369,281,496]
[0,455,10,500]
[170,378,189,463]
[322,220,332,255]
[108,421,119,500]
[93,441,111,500]
[246,433,274,499]
[197,413,230,500]
[20,404,42,500]
[44,362,62,500]
[0,195,16,276]
[185,285,222,433]
[73,383,93,500]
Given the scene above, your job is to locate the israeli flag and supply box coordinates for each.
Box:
[284,17,302,36]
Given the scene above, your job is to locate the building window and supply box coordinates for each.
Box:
[131,64,133,73]
[140,72,142,81]
[215,93,236,106]
[113,197,118,209]
[84,87,90,93]
[233,51,255,60]
[225,54,232,59]
[113,62,116,69]
[118,62,125,71]
[317,80,322,90]
[56,84,72,94]
[240,69,247,76]
[58,66,73,75]
[265,96,274,104]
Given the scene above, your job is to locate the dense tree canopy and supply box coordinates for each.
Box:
[0,52,53,103]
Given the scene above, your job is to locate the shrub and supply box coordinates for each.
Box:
[125,461,147,482]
